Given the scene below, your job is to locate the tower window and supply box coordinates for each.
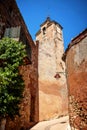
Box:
[43,27,46,35]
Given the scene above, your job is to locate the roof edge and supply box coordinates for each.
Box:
[15,0,35,47]
[62,28,87,61]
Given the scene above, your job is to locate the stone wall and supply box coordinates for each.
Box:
[65,30,87,130]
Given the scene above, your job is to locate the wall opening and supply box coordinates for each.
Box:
[42,27,46,35]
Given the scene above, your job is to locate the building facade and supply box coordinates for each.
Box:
[36,17,68,121]
[64,29,87,130]
[0,0,39,130]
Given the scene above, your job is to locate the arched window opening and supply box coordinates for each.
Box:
[43,27,46,35]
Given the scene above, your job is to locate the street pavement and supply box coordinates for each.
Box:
[30,116,70,130]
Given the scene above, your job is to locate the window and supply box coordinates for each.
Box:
[43,27,46,35]
[4,26,21,38]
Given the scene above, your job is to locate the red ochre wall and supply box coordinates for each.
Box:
[65,33,87,130]
[5,43,39,130]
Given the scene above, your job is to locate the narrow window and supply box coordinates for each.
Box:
[43,27,46,35]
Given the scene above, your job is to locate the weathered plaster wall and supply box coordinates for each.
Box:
[36,19,68,121]
[66,36,87,130]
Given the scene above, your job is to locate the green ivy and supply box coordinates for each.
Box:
[0,37,27,119]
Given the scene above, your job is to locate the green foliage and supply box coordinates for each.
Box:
[0,38,26,119]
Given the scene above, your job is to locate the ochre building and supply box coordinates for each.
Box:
[63,29,87,130]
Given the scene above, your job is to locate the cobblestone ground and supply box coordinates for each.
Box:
[30,116,70,130]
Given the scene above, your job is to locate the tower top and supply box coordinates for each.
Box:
[36,17,63,36]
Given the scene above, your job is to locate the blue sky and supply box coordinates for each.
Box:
[16,0,87,50]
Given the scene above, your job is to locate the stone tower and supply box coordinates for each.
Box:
[36,17,68,121]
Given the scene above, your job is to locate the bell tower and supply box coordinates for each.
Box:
[36,17,68,121]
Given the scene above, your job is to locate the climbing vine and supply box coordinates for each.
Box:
[0,37,26,120]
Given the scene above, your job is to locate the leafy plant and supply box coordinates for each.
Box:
[0,37,26,120]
